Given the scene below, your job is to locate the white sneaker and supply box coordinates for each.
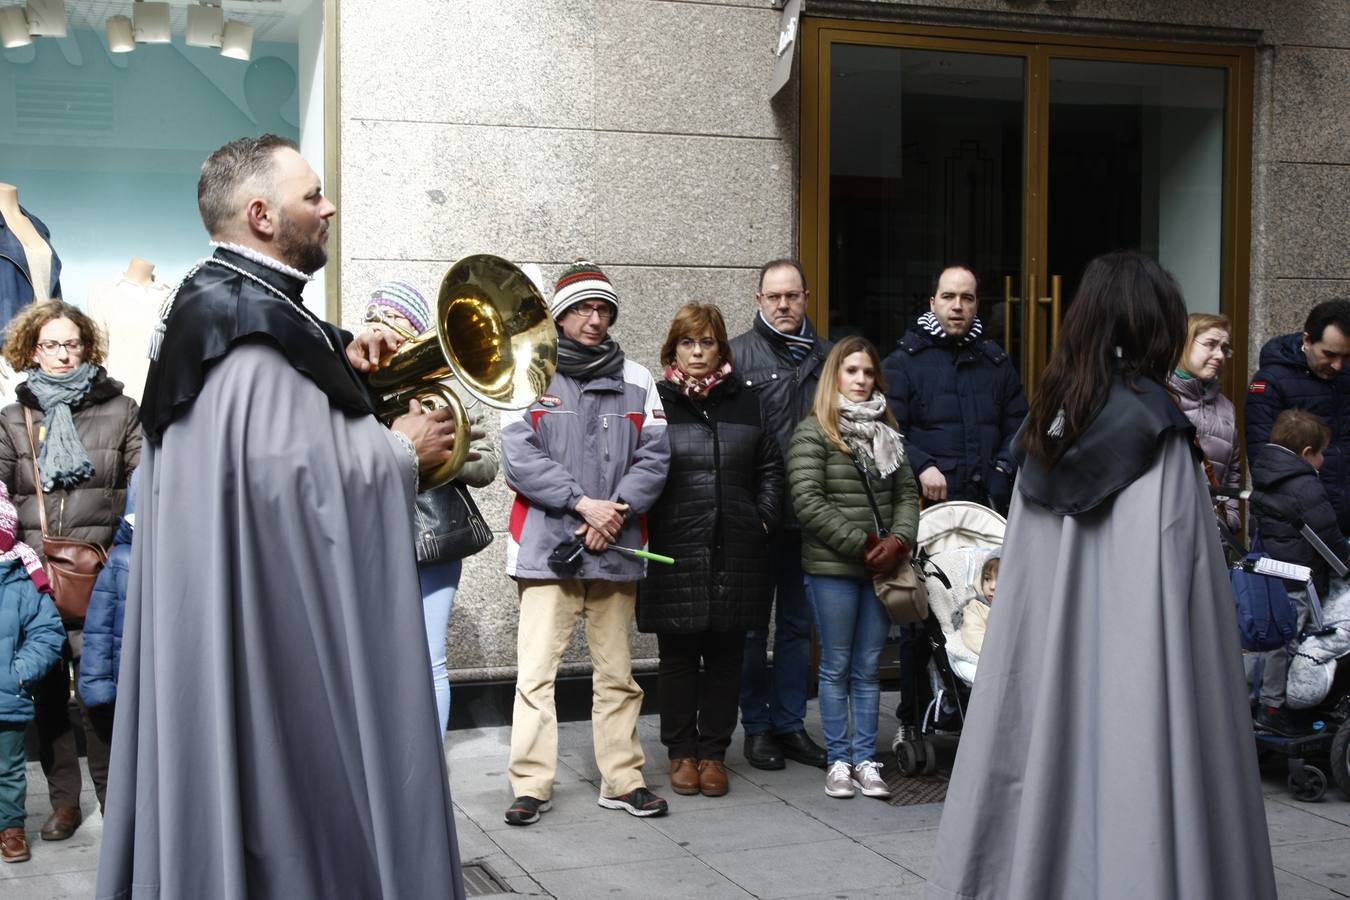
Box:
[852,760,891,798]
[825,760,856,798]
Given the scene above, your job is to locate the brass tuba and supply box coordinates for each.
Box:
[369,254,557,490]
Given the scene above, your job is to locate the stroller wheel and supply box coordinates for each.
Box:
[1331,721,1350,801]
[896,740,923,777]
[1288,764,1328,803]
[921,743,938,776]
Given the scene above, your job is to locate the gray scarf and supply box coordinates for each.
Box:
[556,336,625,381]
[837,391,905,478]
[26,362,97,491]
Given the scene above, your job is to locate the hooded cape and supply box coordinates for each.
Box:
[97,264,464,898]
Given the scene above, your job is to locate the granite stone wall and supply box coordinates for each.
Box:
[337,0,1350,682]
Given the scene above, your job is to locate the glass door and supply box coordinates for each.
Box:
[801,21,1253,398]
[824,43,1026,369]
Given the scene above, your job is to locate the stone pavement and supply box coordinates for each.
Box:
[4,693,1348,898]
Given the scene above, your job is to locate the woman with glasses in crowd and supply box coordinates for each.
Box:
[638,302,784,798]
[1169,313,1242,531]
[0,301,140,840]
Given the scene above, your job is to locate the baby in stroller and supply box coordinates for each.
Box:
[893,502,1005,776]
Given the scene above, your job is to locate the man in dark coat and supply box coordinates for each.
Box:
[1246,298,1350,533]
[96,135,467,900]
[728,258,830,770]
[881,265,1027,753]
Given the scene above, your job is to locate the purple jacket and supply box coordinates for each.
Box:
[1169,371,1241,530]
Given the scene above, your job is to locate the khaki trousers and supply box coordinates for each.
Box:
[508,579,646,800]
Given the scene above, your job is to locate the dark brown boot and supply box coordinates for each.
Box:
[698,759,729,797]
[669,757,700,795]
[0,827,31,863]
[39,806,81,841]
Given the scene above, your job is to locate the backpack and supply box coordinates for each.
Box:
[1230,553,1299,651]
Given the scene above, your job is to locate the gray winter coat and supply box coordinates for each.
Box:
[501,358,670,581]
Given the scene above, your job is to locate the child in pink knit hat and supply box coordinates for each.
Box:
[0,481,64,863]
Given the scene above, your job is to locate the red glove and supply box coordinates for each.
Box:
[863,534,908,576]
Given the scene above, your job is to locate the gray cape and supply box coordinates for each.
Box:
[927,434,1276,900]
[96,344,465,900]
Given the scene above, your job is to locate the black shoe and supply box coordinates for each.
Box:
[1256,705,1310,738]
[744,733,785,770]
[776,729,828,768]
[504,796,551,826]
[598,787,668,818]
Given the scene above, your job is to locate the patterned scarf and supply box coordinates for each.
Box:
[0,481,49,593]
[26,361,97,491]
[837,391,906,478]
[556,336,625,381]
[917,310,983,348]
[664,361,732,398]
[753,310,816,363]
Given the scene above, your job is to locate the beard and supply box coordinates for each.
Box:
[275,211,329,274]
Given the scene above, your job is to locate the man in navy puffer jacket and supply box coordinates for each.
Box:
[882,266,1028,513]
[1247,299,1350,533]
[882,266,1027,753]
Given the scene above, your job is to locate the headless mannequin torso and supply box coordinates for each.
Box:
[0,182,55,304]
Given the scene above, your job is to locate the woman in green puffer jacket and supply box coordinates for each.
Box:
[788,335,919,802]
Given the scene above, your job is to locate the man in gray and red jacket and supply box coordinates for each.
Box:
[500,261,671,827]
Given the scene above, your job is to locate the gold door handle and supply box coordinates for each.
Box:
[1003,274,1022,351]
[1027,272,1038,366]
[1034,275,1063,350]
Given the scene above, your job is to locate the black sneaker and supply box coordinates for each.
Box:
[598,786,668,817]
[504,796,550,826]
[1256,705,1310,738]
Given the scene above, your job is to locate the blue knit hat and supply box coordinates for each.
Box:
[367,280,431,334]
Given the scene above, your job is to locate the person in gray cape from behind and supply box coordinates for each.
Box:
[926,252,1276,900]
[95,135,467,900]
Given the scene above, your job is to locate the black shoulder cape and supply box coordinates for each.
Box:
[139,248,373,443]
[1014,377,1197,515]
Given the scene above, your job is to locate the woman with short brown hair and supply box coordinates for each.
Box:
[638,302,784,798]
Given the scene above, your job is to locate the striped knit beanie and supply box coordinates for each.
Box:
[550,261,619,324]
[367,280,432,334]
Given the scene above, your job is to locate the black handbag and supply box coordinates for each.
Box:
[414,481,493,564]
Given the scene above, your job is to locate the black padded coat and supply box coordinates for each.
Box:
[636,377,784,634]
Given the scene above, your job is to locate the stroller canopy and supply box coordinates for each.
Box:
[917,501,1007,556]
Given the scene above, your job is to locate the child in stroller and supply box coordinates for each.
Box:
[892,501,1005,777]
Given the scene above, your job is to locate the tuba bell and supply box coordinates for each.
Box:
[369,254,557,490]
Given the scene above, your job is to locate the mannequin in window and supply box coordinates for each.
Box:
[88,258,170,404]
[0,184,63,330]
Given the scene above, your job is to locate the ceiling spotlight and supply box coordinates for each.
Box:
[0,6,31,49]
[106,14,132,52]
[132,0,170,44]
[24,0,63,38]
[220,19,252,60]
[186,2,223,48]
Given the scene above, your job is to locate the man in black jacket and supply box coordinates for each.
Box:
[881,265,1027,753]
[728,259,830,770]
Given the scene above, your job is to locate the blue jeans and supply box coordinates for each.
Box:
[807,574,890,766]
[740,532,812,736]
[0,722,26,828]
[419,559,463,735]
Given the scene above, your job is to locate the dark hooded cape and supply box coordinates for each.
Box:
[138,246,373,443]
[96,252,464,899]
[927,379,1275,900]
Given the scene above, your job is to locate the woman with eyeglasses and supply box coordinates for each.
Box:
[0,301,140,839]
[1169,313,1241,532]
[637,302,784,798]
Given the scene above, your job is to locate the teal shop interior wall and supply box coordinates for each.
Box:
[1,27,300,313]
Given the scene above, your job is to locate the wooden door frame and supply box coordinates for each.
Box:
[799,18,1254,403]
